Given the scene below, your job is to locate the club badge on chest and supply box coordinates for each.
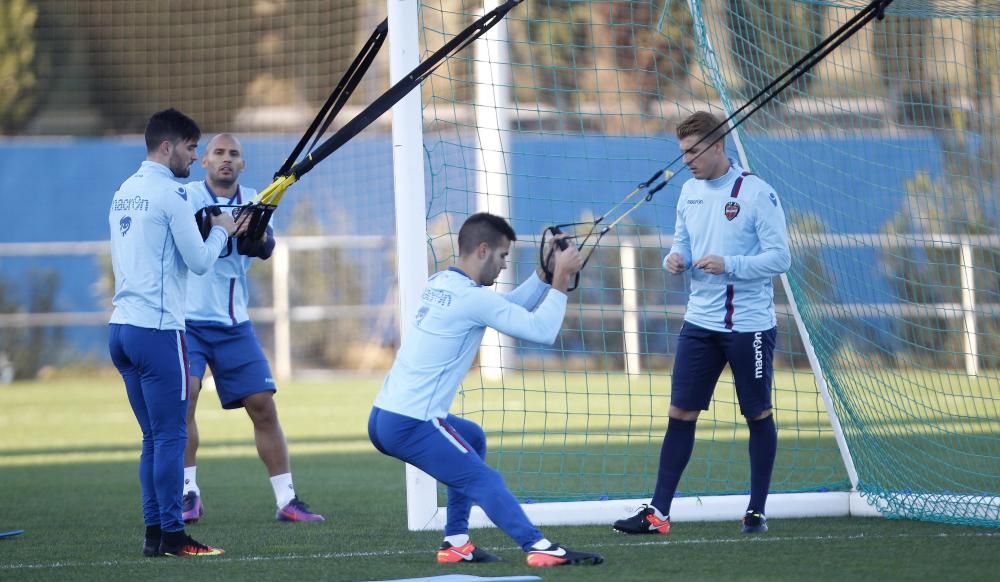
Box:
[725,201,741,221]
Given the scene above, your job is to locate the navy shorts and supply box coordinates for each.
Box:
[185,320,276,409]
[671,321,776,418]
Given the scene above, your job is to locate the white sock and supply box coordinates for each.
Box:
[444,534,469,547]
[270,473,296,508]
[530,538,553,551]
[183,466,200,495]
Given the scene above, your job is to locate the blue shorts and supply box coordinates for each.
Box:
[671,321,776,418]
[185,320,275,409]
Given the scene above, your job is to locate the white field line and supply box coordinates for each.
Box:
[1,531,996,571]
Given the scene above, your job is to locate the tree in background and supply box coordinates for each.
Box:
[513,0,590,126]
[783,210,894,369]
[877,8,1000,370]
[76,0,359,133]
[727,0,823,119]
[872,7,996,370]
[879,173,974,369]
[588,0,695,134]
[242,0,362,121]
[0,271,66,379]
[0,0,39,133]
[247,199,373,370]
[385,0,694,133]
[971,5,1000,368]
[973,4,1000,185]
[873,14,934,126]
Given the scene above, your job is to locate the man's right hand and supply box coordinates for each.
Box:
[665,252,687,274]
[548,234,583,291]
[211,211,238,237]
[233,206,258,239]
[552,235,583,275]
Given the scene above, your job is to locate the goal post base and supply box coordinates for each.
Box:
[411,491,883,531]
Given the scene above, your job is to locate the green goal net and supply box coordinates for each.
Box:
[418,0,999,528]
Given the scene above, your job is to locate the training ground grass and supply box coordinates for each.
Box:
[0,377,997,581]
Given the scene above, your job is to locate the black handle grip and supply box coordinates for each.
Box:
[194,205,224,240]
[540,225,581,291]
[550,226,570,250]
[549,226,581,292]
[244,205,276,241]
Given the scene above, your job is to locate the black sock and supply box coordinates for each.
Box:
[650,417,698,515]
[747,414,777,514]
[145,525,161,541]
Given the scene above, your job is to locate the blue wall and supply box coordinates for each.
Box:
[0,132,952,359]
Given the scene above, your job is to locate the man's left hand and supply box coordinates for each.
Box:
[693,255,726,275]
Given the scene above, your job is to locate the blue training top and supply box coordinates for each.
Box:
[374,270,564,420]
[184,181,274,326]
[109,161,228,331]
[668,160,791,332]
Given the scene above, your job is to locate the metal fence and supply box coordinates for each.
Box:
[0,233,994,377]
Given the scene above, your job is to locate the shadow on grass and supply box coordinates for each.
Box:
[0,433,372,458]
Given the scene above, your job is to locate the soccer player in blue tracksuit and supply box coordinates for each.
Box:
[614,111,791,536]
[368,213,603,568]
[108,109,236,557]
[181,133,323,524]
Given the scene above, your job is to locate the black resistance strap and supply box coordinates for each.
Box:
[539,0,894,290]
[235,0,524,240]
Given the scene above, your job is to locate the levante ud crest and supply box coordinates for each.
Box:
[725,201,740,221]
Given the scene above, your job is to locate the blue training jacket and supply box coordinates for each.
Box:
[374,270,563,420]
[668,160,791,332]
[184,181,274,326]
[109,161,228,330]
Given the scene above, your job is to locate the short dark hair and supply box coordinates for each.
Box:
[457,212,517,256]
[676,111,726,146]
[145,108,200,152]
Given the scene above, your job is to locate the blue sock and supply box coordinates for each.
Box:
[650,418,697,515]
[747,414,777,514]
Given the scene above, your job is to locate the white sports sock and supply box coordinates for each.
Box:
[530,538,553,551]
[270,473,296,508]
[444,534,470,547]
[183,466,200,495]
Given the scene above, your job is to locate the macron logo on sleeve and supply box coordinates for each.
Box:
[176,187,187,201]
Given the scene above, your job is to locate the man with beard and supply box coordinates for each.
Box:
[108,108,236,557]
[368,213,603,568]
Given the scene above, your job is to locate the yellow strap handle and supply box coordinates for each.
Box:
[252,174,298,206]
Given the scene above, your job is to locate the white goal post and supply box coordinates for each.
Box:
[389,0,880,532]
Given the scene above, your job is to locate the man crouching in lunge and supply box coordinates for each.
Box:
[369,213,604,567]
